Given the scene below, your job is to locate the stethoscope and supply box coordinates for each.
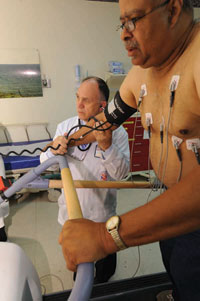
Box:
[77,119,92,152]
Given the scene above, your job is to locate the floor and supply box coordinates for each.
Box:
[4,181,166,296]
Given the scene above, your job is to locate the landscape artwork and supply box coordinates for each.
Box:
[0,49,43,98]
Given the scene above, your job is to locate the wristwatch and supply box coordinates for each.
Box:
[105,215,127,250]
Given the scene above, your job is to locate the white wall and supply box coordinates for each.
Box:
[194,7,200,18]
[0,1,199,136]
[0,0,131,135]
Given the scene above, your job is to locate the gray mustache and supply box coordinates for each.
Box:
[125,41,139,48]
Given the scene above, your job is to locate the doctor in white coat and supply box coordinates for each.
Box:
[40,76,130,283]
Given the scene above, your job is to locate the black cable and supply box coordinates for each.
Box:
[66,121,113,147]
[0,119,113,157]
[148,125,151,139]
[192,144,200,165]
[82,121,112,137]
[137,87,145,108]
[195,152,200,165]
[152,126,164,192]
[137,99,142,108]
[173,140,183,182]
[160,125,164,144]
[66,116,107,139]
[0,144,61,157]
[170,90,175,107]
[176,148,182,162]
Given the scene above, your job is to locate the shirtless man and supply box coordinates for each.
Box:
[59,1,200,300]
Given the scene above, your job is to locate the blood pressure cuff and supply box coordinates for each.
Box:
[104,91,137,126]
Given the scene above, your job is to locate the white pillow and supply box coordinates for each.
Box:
[26,124,51,141]
[5,125,28,143]
[0,127,8,144]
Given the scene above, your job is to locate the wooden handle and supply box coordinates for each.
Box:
[49,179,151,189]
[61,168,83,219]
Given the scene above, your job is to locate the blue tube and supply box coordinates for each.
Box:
[1,155,94,300]
[68,262,94,301]
[24,177,49,189]
[3,157,59,199]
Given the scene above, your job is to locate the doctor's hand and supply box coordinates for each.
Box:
[59,218,117,272]
[93,121,112,151]
[51,133,68,155]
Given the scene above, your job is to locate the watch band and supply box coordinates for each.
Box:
[109,228,127,250]
[106,216,127,250]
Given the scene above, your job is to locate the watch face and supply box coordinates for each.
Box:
[106,216,119,230]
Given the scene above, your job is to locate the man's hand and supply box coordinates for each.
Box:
[93,121,112,151]
[59,218,116,271]
[51,133,68,155]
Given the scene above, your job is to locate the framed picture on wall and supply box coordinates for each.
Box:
[0,48,43,99]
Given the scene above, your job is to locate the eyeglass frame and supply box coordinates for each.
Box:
[116,0,170,32]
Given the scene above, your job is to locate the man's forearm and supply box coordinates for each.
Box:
[59,166,200,271]
[118,165,200,249]
[67,111,115,146]
[67,123,96,146]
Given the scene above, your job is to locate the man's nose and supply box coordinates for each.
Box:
[120,27,133,41]
[78,100,84,108]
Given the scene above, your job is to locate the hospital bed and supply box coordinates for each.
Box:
[0,123,53,179]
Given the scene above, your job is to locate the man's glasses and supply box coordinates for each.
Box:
[116,0,170,33]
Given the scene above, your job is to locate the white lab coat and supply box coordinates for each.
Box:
[40,116,130,225]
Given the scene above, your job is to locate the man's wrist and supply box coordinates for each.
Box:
[99,222,119,255]
[105,215,127,250]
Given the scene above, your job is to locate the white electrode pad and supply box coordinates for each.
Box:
[169,75,180,91]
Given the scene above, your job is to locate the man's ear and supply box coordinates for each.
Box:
[168,0,183,27]
[100,101,107,110]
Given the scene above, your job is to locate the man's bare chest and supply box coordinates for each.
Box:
[134,73,200,140]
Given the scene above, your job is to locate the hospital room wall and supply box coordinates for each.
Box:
[194,9,200,22]
[0,1,199,137]
[0,0,131,136]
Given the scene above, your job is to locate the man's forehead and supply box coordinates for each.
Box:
[119,0,155,18]
[77,82,100,102]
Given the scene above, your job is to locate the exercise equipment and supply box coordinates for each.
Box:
[43,272,173,301]
[0,156,94,301]
[0,155,153,300]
